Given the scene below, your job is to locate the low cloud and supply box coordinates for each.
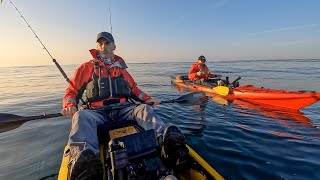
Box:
[248,24,318,36]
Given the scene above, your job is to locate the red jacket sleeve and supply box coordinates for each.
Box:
[188,63,199,80]
[121,69,151,102]
[63,63,92,108]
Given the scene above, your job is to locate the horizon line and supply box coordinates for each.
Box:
[1,58,319,68]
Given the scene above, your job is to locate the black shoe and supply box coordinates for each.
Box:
[68,149,103,180]
[162,125,189,166]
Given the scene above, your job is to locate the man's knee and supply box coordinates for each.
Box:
[136,104,154,113]
[72,110,94,125]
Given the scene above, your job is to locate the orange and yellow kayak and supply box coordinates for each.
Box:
[171,75,320,110]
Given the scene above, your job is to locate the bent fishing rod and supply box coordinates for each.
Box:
[8,0,72,87]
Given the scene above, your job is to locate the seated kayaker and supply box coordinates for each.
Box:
[61,32,188,180]
[188,55,222,83]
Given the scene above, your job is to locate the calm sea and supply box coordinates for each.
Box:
[0,60,319,180]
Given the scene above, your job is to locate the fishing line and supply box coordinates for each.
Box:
[8,0,72,86]
[108,0,113,34]
[7,0,85,104]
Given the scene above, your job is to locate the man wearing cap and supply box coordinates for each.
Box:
[61,32,187,179]
[188,55,222,81]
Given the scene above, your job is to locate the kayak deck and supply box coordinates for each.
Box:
[58,126,224,180]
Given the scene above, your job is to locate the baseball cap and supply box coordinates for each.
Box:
[198,55,206,61]
[96,32,114,43]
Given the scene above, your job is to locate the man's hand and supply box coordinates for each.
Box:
[145,98,161,108]
[216,74,222,78]
[196,71,202,76]
[61,106,78,118]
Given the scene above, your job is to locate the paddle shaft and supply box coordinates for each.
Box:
[160,100,175,103]
[2,100,171,123]
[147,100,175,105]
[0,100,177,123]
[3,113,62,124]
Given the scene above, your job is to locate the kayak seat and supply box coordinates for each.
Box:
[191,79,219,88]
[177,75,189,81]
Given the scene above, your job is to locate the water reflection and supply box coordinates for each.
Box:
[178,103,208,137]
[207,94,318,140]
[228,98,316,129]
[172,84,317,131]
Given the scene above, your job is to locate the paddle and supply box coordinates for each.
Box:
[155,91,207,105]
[198,78,230,96]
[0,92,206,133]
[0,113,62,133]
[209,76,241,95]
[213,86,229,96]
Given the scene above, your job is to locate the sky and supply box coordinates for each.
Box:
[0,0,320,66]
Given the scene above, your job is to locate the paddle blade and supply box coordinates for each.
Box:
[0,113,22,122]
[174,92,208,104]
[213,86,229,96]
[0,113,62,133]
[0,113,24,133]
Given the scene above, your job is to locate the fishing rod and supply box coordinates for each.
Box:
[8,0,73,87]
[108,0,113,34]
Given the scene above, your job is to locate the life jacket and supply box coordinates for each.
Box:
[188,62,215,81]
[63,49,151,109]
[85,60,132,103]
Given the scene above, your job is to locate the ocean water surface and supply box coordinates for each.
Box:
[0,60,319,180]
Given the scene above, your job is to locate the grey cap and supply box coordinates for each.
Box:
[96,32,114,43]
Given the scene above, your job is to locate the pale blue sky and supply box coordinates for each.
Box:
[0,0,319,66]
